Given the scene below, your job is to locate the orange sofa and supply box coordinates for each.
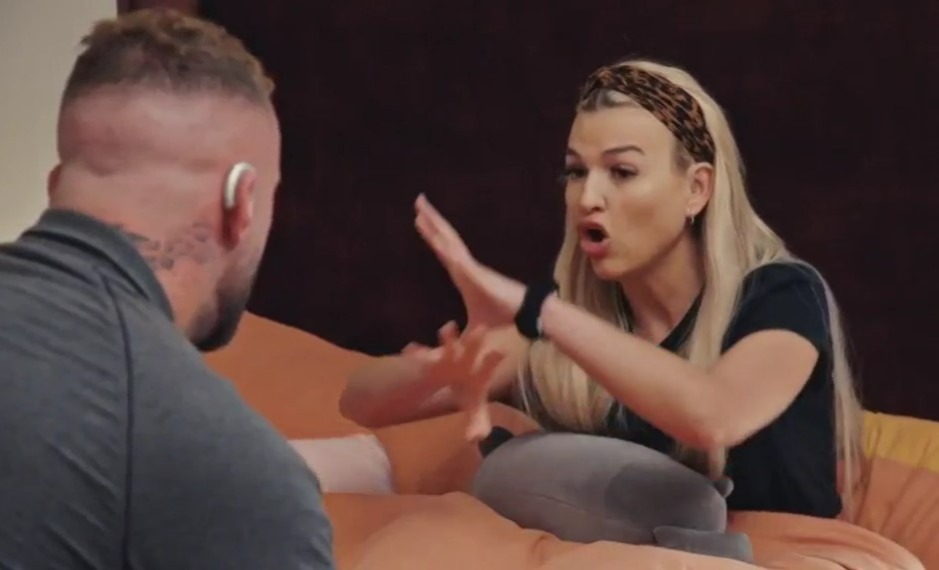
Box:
[205,313,937,569]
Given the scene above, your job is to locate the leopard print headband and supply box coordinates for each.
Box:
[578,65,716,164]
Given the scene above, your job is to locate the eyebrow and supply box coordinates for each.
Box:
[566,145,645,158]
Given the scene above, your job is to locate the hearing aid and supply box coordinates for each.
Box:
[223,161,255,210]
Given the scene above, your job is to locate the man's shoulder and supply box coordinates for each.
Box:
[0,230,110,288]
[0,239,128,370]
[127,345,336,568]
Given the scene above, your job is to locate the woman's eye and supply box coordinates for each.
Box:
[610,167,636,181]
[560,166,587,183]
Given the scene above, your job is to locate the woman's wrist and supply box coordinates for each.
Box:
[537,292,563,339]
[513,281,559,340]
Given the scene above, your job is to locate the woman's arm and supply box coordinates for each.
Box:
[339,323,528,429]
[538,295,819,450]
[412,194,822,450]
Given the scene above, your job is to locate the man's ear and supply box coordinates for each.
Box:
[220,162,257,249]
[686,162,714,219]
[46,164,62,202]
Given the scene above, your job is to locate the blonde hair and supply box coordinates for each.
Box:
[516,58,864,516]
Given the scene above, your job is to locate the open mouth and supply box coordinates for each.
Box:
[584,227,607,243]
[579,222,609,244]
[577,222,611,257]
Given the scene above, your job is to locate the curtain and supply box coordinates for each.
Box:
[137,0,939,420]
[117,0,197,14]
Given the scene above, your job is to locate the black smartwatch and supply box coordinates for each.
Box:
[514,280,558,340]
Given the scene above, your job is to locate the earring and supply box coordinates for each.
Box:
[688,213,696,226]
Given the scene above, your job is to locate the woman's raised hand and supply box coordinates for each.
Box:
[414,194,526,329]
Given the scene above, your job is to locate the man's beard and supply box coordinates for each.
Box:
[193,269,258,352]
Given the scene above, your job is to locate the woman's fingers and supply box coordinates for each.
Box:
[401,342,441,366]
[415,213,449,261]
[401,341,428,355]
[475,349,506,380]
[465,405,493,441]
[438,323,504,383]
[415,194,471,262]
[459,324,488,361]
[403,341,424,351]
[415,194,455,238]
[437,320,460,363]
[438,320,460,343]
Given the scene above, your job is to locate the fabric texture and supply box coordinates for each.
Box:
[0,209,334,569]
[607,262,840,517]
[205,312,935,569]
[292,435,394,495]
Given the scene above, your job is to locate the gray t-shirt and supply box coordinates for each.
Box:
[0,209,334,569]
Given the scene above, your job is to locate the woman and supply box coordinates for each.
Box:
[340,58,864,519]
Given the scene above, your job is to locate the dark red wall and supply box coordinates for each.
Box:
[122,1,939,421]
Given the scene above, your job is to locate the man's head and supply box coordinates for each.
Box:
[50,8,281,350]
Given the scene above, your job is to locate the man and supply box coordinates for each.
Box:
[0,8,334,569]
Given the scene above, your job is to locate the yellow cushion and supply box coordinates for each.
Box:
[863,411,939,472]
[855,411,939,568]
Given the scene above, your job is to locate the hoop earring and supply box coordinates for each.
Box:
[688,214,696,226]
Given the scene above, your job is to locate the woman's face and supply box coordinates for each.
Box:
[563,104,710,282]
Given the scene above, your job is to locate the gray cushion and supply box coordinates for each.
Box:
[470,430,753,563]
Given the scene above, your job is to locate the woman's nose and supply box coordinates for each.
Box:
[578,173,605,212]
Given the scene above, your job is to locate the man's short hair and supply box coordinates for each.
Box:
[62,8,274,106]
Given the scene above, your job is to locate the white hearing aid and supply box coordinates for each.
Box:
[223,161,255,210]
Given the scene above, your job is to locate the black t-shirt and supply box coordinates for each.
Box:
[605,261,841,518]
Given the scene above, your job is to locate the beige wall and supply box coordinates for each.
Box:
[0,0,115,241]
